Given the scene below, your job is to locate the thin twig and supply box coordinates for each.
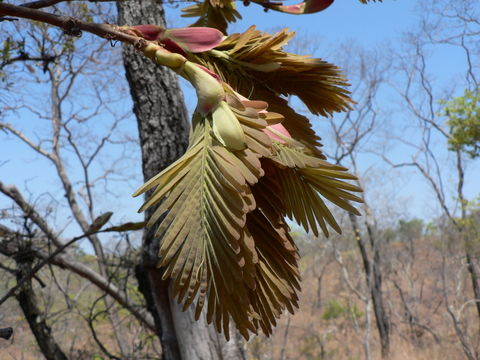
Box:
[0,3,142,48]
[0,229,97,307]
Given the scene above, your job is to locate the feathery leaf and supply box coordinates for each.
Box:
[267,143,363,236]
[194,26,352,116]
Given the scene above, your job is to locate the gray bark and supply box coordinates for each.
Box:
[14,245,68,360]
[116,1,246,359]
[456,150,480,323]
[349,213,390,358]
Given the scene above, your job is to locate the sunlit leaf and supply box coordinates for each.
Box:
[268,143,362,236]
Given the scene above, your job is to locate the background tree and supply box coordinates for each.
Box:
[0,3,159,358]
[383,0,480,356]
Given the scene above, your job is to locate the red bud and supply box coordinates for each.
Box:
[132,25,164,41]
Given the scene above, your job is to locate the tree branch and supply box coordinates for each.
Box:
[0,181,62,247]
[0,123,55,161]
[21,0,73,9]
[21,0,118,9]
[0,226,156,332]
[0,2,142,48]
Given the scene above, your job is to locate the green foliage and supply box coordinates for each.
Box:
[397,218,424,242]
[441,89,480,158]
[321,299,363,321]
[382,227,397,243]
[457,198,480,248]
[321,300,344,320]
[1,38,25,65]
[1,39,11,63]
[248,337,268,360]
[300,334,330,360]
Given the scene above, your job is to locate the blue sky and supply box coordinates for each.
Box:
[167,0,417,42]
[165,0,479,221]
[1,0,479,245]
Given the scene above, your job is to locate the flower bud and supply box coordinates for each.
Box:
[181,62,225,115]
[212,101,247,151]
[264,123,292,143]
[131,25,164,40]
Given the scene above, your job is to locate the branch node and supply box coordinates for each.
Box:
[134,38,147,51]
[63,17,82,37]
[0,327,13,340]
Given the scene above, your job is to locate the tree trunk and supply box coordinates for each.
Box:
[14,246,68,360]
[116,1,246,359]
[456,150,480,324]
[349,213,390,358]
[465,248,480,324]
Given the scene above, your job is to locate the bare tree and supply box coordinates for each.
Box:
[0,3,161,358]
[320,45,392,358]
[383,0,480,357]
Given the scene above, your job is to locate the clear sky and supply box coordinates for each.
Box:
[168,1,417,43]
[165,0,479,222]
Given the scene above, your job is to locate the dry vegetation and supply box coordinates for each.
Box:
[248,228,479,360]
[1,223,478,359]
[0,251,162,359]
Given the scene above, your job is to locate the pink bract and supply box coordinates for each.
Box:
[275,0,334,14]
[160,38,188,57]
[132,25,163,41]
[264,123,292,143]
[165,27,224,53]
[196,65,222,82]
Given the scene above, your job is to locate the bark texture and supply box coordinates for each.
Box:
[116,1,246,359]
[14,246,68,360]
[349,213,390,357]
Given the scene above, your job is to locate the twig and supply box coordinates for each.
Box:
[0,3,142,48]
[0,223,154,330]
[0,230,96,307]
[21,0,67,9]
[0,182,62,247]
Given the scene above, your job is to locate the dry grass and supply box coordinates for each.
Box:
[1,235,478,359]
[246,235,479,360]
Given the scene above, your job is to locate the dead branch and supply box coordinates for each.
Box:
[0,225,156,331]
[0,3,140,47]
